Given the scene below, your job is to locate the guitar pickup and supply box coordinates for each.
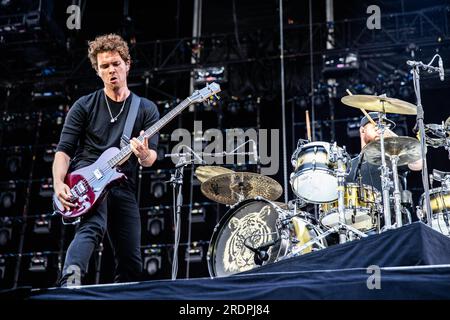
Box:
[73,181,87,196]
[93,168,104,180]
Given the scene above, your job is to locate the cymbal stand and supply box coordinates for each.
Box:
[409,60,437,227]
[390,155,403,227]
[377,111,393,230]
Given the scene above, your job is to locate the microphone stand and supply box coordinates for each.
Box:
[167,155,197,280]
[165,141,259,278]
[409,61,436,227]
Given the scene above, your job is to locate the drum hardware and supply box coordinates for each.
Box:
[362,136,422,228]
[244,233,280,266]
[407,57,444,229]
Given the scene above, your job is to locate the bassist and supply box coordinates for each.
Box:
[52,34,159,286]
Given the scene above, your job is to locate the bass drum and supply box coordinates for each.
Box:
[207,198,324,277]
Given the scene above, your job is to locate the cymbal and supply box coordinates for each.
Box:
[201,172,283,205]
[341,95,417,115]
[362,136,421,166]
[195,166,234,183]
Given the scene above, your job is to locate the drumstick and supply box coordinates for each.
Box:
[345,89,398,137]
[305,110,312,141]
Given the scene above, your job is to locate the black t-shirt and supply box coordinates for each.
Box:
[346,155,406,193]
[56,89,160,188]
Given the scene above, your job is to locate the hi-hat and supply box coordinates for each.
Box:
[195,166,235,183]
[341,95,417,115]
[362,136,421,166]
[201,172,283,205]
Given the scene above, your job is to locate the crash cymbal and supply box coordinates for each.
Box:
[362,136,421,166]
[341,95,417,115]
[201,172,283,205]
[195,166,235,183]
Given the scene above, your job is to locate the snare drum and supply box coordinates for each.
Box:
[420,188,450,236]
[320,183,381,231]
[290,142,339,203]
[207,198,325,277]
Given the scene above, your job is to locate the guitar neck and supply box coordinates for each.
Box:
[108,97,194,168]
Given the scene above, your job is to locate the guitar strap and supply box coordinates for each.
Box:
[120,92,141,148]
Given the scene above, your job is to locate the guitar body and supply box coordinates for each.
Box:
[53,147,125,219]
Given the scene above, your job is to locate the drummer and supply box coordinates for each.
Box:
[346,112,422,193]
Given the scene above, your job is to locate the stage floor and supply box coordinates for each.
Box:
[27,222,450,300]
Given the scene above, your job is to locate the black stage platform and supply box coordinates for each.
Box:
[28,222,450,300]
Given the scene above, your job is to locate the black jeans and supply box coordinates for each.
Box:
[59,183,142,286]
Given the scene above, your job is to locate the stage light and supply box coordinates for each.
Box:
[143,248,161,276]
[6,156,21,174]
[29,253,47,272]
[156,134,170,161]
[0,192,14,209]
[298,96,308,109]
[191,203,206,223]
[39,178,53,197]
[0,256,5,281]
[194,66,226,85]
[399,85,412,99]
[150,171,168,199]
[313,95,325,107]
[33,215,51,234]
[0,217,12,247]
[185,242,204,263]
[323,52,359,77]
[243,97,257,113]
[43,145,57,163]
[346,119,362,138]
[147,208,164,237]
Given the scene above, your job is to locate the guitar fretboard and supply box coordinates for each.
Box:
[107,97,193,168]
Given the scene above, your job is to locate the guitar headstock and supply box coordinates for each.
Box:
[189,82,221,104]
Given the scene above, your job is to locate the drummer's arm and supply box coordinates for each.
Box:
[408,159,422,171]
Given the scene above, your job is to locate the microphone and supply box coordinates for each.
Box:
[439,56,445,81]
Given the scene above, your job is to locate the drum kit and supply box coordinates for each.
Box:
[197,94,450,278]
